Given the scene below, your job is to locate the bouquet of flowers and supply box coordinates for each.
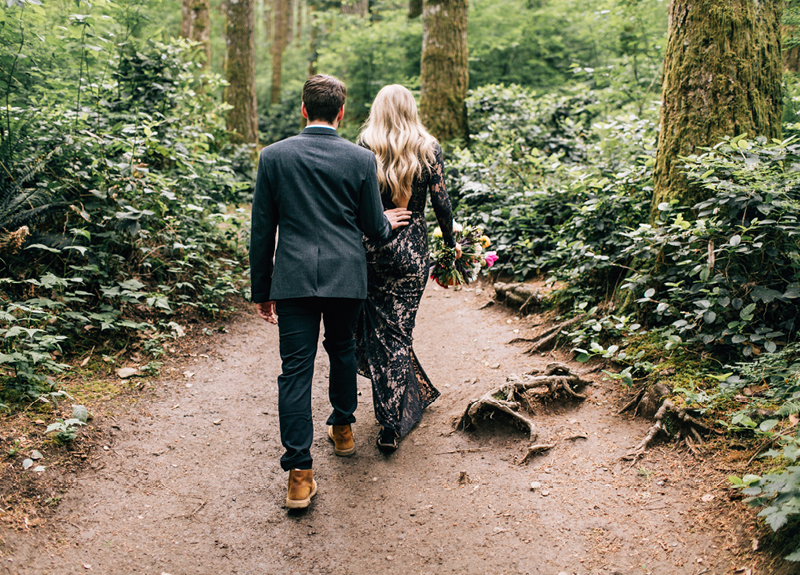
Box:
[429,223,498,288]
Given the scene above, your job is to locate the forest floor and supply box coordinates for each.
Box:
[0,281,792,575]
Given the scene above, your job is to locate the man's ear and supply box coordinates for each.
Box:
[301,103,309,120]
[336,106,345,122]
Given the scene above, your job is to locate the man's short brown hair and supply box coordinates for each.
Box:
[302,75,347,124]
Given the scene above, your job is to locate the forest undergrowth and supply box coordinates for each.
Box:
[445,82,800,562]
[1,0,800,566]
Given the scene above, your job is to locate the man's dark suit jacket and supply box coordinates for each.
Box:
[249,126,392,303]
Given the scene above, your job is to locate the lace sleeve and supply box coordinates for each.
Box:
[429,143,456,248]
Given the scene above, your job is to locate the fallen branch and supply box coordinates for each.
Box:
[519,442,557,464]
[435,448,493,455]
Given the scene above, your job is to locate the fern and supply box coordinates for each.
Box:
[0,147,63,234]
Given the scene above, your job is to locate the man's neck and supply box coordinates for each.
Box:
[306,120,337,130]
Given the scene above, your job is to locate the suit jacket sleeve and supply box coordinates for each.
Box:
[358,155,392,241]
[249,153,278,303]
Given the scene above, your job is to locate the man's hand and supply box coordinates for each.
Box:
[455,243,463,259]
[256,301,278,324]
[384,207,412,230]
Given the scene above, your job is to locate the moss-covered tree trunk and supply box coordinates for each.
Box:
[652,0,783,216]
[420,0,469,144]
[181,0,211,67]
[408,0,422,19]
[270,0,289,104]
[224,0,258,144]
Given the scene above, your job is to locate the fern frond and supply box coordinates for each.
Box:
[0,201,70,232]
[0,147,60,210]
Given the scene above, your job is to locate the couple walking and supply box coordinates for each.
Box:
[249,74,459,509]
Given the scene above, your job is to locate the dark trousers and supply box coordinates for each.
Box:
[275,297,363,471]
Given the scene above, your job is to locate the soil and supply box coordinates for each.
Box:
[0,283,790,575]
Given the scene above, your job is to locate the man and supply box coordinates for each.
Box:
[250,74,410,509]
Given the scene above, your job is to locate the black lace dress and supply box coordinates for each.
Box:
[355,143,456,437]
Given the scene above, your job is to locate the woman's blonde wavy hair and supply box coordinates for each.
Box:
[358,85,438,207]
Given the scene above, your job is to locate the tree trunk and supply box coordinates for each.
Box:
[784,20,800,72]
[652,0,783,215]
[181,0,211,67]
[296,0,303,42]
[270,0,289,105]
[224,0,258,144]
[307,2,318,77]
[408,0,422,18]
[263,2,271,41]
[341,0,368,16]
[286,0,294,46]
[787,45,800,71]
[420,0,469,145]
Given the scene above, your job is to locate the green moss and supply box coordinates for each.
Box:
[652,0,783,216]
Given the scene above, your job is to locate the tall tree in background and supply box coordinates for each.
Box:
[420,0,469,144]
[307,2,318,76]
[296,0,303,43]
[784,0,800,72]
[181,0,211,66]
[225,0,258,144]
[341,0,368,16]
[271,0,290,104]
[652,0,783,214]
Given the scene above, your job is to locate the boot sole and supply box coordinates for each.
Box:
[286,479,317,509]
[327,427,356,457]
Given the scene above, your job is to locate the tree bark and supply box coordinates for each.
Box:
[181,0,211,67]
[420,0,469,145]
[341,0,368,16]
[408,0,422,18]
[286,0,294,46]
[270,0,289,104]
[224,0,258,144]
[263,2,271,41]
[296,0,303,42]
[307,2,318,77]
[652,0,783,215]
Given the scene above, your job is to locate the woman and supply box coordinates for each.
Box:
[355,84,460,453]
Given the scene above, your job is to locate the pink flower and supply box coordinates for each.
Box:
[485,251,498,268]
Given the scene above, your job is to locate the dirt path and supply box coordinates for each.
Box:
[0,284,754,575]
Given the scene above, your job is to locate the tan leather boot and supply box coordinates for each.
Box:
[286,469,316,509]
[327,424,356,457]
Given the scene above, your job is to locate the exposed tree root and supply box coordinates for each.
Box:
[493,282,543,313]
[456,363,590,455]
[522,315,586,354]
[518,433,588,464]
[622,399,716,463]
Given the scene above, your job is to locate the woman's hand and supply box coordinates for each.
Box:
[455,243,463,259]
[256,301,278,325]
[384,207,412,230]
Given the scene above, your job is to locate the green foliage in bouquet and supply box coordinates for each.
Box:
[429,225,495,288]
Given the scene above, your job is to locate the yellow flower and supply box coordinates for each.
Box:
[433,227,443,238]
[480,235,491,248]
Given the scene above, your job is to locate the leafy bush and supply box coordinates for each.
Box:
[446,84,655,296]
[621,136,800,358]
[0,1,250,406]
